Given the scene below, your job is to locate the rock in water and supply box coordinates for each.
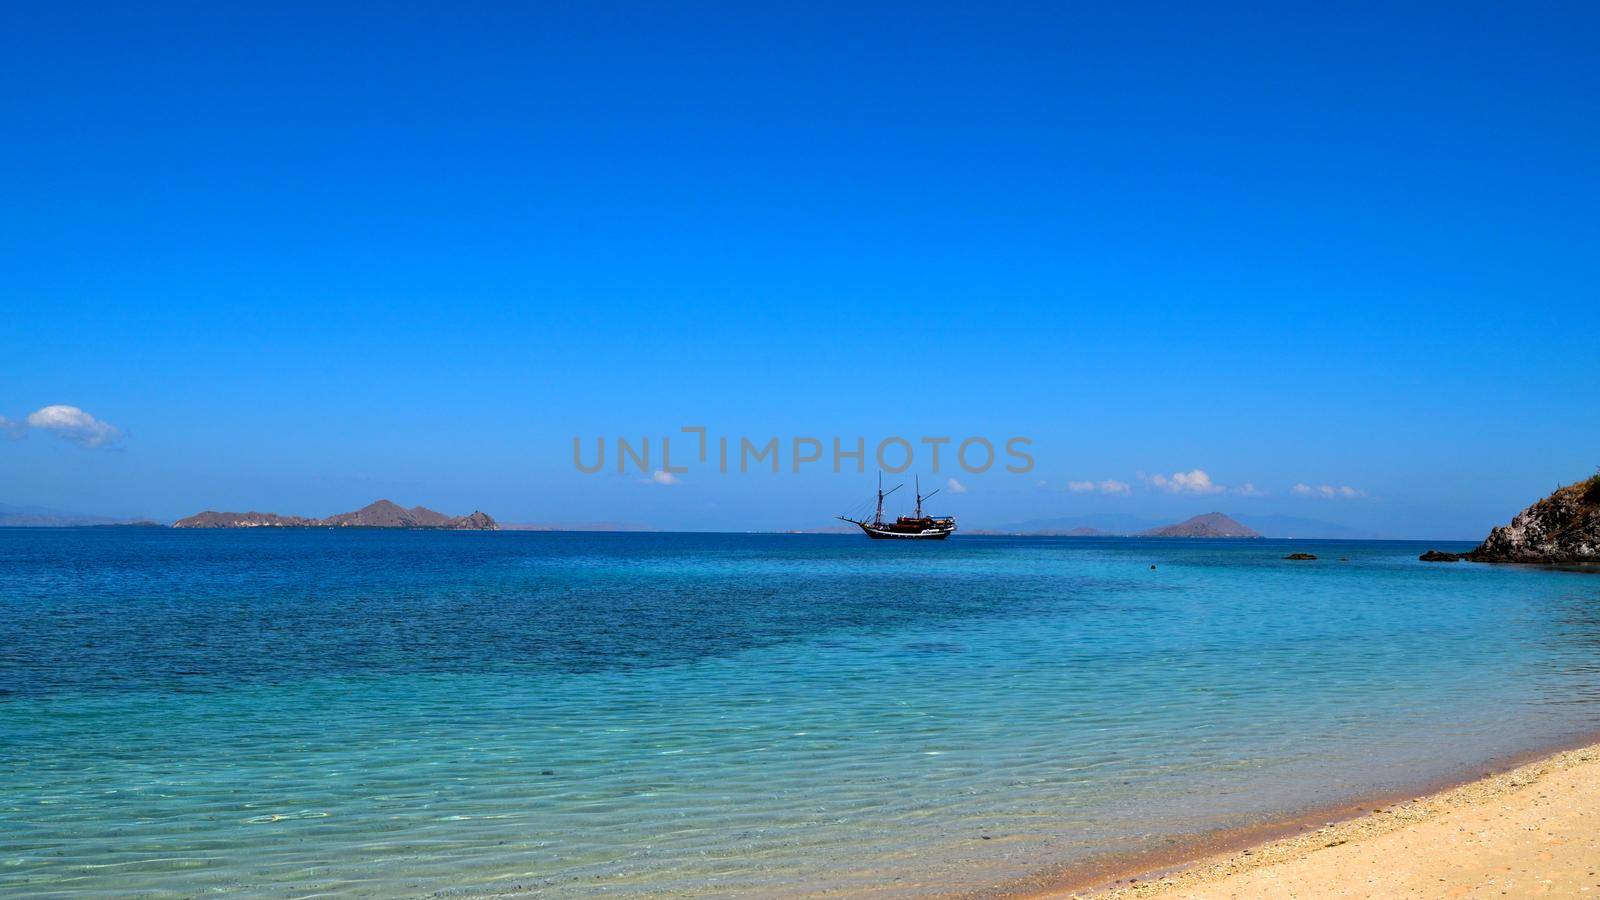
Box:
[1466,476,1600,564]
[1419,550,1463,562]
[1284,552,1318,560]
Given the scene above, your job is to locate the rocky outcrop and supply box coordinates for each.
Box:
[446,511,497,530]
[1419,550,1463,562]
[1143,512,1262,538]
[1284,552,1317,560]
[1465,477,1600,564]
[174,500,499,530]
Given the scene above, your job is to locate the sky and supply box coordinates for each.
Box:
[2,2,1597,538]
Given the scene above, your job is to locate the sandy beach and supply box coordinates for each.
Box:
[1032,742,1600,898]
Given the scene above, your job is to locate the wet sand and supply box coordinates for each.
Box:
[1025,742,1600,898]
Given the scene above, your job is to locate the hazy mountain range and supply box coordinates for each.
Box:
[987,512,1382,539]
[0,503,160,528]
[500,521,653,532]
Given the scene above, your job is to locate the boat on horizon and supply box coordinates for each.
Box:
[837,474,956,540]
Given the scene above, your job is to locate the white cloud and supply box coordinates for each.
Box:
[946,477,967,494]
[1144,468,1225,495]
[1234,482,1266,497]
[24,405,122,448]
[1292,482,1365,499]
[648,470,681,485]
[1066,478,1130,495]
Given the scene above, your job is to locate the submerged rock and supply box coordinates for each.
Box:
[1419,550,1463,562]
[1466,476,1600,564]
[1284,552,1318,560]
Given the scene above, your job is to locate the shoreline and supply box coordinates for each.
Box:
[985,733,1600,898]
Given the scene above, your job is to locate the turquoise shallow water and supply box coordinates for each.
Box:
[3,530,1600,897]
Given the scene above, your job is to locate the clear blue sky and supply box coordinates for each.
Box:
[3,2,1596,538]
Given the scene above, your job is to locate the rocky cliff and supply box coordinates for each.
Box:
[174,500,498,530]
[1466,476,1600,564]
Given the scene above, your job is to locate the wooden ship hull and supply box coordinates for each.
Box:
[852,519,956,540]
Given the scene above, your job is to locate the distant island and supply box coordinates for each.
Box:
[1142,512,1261,538]
[0,503,162,528]
[976,512,1377,539]
[966,512,1264,538]
[173,499,498,530]
[500,521,652,532]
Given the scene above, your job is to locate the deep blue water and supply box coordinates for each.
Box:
[3,530,1599,897]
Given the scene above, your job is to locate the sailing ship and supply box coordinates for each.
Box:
[837,474,957,540]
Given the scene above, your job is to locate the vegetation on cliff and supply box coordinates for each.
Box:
[1466,475,1600,564]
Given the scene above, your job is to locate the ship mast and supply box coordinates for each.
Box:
[915,477,939,520]
[872,472,902,526]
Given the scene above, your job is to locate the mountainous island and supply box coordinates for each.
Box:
[173,500,498,530]
[1141,512,1262,538]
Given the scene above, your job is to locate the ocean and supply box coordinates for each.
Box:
[3,529,1598,896]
